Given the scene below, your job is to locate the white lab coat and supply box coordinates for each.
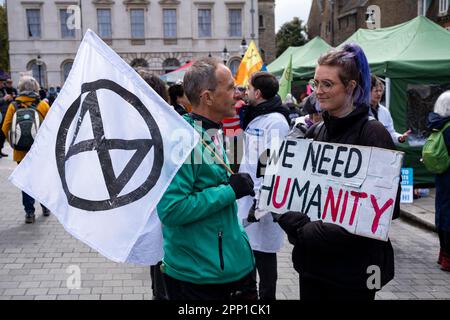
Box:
[237,113,289,253]
[376,104,402,144]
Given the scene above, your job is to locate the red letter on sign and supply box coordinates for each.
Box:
[272,176,292,209]
[322,187,343,222]
[370,195,394,234]
[349,191,368,226]
[339,191,349,224]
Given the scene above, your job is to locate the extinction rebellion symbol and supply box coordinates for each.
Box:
[56,79,164,211]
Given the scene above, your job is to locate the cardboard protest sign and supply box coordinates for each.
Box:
[258,138,404,241]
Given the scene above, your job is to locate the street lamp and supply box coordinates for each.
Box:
[35,55,43,88]
[222,46,229,65]
[240,38,248,57]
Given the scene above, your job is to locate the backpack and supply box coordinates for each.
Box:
[422,121,450,174]
[8,100,42,151]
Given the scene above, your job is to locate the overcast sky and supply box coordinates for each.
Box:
[275,0,313,31]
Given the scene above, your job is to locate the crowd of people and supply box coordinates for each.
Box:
[1,42,449,300]
[0,78,60,161]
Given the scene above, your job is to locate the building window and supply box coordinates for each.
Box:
[163,9,177,38]
[62,60,74,82]
[229,59,241,77]
[130,9,145,38]
[130,58,149,69]
[351,14,357,28]
[439,0,449,14]
[28,60,46,88]
[60,9,76,38]
[97,9,112,38]
[338,16,349,30]
[229,9,242,37]
[259,15,264,28]
[198,9,212,37]
[162,58,180,74]
[26,9,41,38]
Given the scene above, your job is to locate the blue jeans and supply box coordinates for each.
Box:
[22,191,47,214]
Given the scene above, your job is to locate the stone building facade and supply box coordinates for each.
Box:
[6,0,276,87]
[257,0,275,63]
[307,0,420,46]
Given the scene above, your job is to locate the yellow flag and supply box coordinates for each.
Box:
[234,40,263,87]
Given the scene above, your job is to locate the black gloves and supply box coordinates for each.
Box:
[247,199,260,223]
[271,212,282,222]
[276,211,311,242]
[286,122,309,139]
[229,173,255,199]
[275,211,311,246]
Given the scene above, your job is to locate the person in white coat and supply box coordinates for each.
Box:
[238,72,291,300]
[370,75,411,144]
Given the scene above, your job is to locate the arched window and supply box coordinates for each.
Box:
[61,60,74,83]
[130,58,149,69]
[27,59,47,88]
[229,58,241,77]
[162,58,180,74]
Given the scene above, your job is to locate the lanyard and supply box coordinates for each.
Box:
[200,138,234,175]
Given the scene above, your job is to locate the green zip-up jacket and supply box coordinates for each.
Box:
[157,116,255,284]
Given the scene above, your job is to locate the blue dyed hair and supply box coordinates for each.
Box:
[317,43,371,106]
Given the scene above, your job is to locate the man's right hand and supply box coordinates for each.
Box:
[4,94,12,102]
[228,173,255,199]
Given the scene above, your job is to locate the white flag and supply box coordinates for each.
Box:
[9,30,199,265]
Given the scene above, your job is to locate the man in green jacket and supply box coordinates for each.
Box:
[157,58,257,300]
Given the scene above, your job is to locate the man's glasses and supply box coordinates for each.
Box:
[308,79,335,93]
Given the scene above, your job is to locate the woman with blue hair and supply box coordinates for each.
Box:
[273,44,399,300]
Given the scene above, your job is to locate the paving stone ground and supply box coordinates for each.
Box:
[1,145,449,300]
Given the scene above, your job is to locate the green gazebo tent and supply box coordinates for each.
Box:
[342,16,450,185]
[268,46,299,76]
[268,36,332,79]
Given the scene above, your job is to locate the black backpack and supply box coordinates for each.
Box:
[8,100,42,151]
